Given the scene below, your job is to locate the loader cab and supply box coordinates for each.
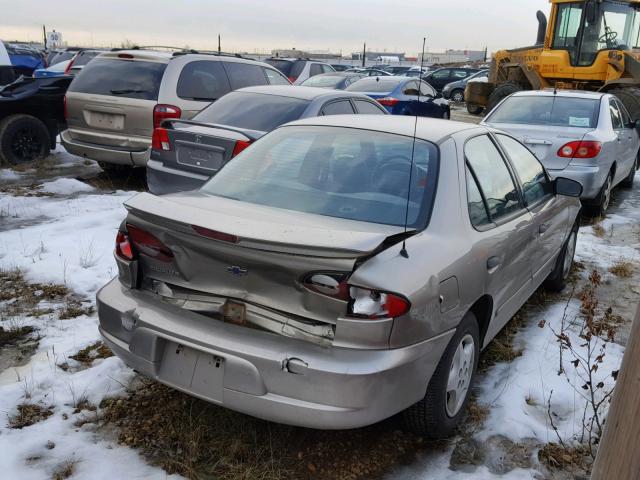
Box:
[549,0,640,67]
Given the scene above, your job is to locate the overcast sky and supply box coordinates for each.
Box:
[2,0,550,54]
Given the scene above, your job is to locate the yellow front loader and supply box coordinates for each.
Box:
[466,0,640,117]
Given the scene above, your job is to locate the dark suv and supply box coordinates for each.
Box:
[264,58,335,85]
[421,67,480,92]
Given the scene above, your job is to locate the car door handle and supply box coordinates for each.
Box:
[539,223,551,234]
[487,256,501,271]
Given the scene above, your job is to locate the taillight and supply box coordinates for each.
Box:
[191,225,239,244]
[115,231,134,261]
[64,57,75,74]
[153,104,182,129]
[557,141,602,159]
[232,139,252,157]
[302,273,351,301]
[349,286,410,319]
[288,76,298,83]
[377,97,400,107]
[63,95,68,120]
[151,127,171,151]
[126,224,174,262]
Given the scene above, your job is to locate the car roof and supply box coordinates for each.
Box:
[510,89,607,100]
[234,85,373,100]
[285,115,481,143]
[306,72,362,78]
[98,50,173,63]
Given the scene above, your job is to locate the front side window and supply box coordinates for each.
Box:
[200,126,439,228]
[553,2,584,64]
[465,135,522,222]
[177,61,230,101]
[497,135,552,205]
[431,69,450,80]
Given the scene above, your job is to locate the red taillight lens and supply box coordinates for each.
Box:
[232,139,252,157]
[287,76,298,83]
[64,58,74,74]
[153,104,182,129]
[118,53,134,59]
[126,224,174,262]
[151,127,171,151]
[349,286,410,319]
[557,141,602,159]
[191,225,239,244]
[302,273,351,301]
[115,231,134,261]
[376,97,400,107]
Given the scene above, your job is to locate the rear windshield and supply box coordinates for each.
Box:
[486,96,600,128]
[200,125,439,228]
[68,58,166,100]
[193,92,310,132]
[301,75,344,88]
[73,51,101,67]
[49,51,75,66]
[346,77,402,93]
[264,59,304,78]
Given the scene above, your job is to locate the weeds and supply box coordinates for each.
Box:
[51,460,77,480]
[609,260,634,278]
[58,299,94,320]
[8,403,53,429]
[69,341,112,365]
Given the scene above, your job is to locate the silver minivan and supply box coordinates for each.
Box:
[482,90,639,215]
[61,50,290,170]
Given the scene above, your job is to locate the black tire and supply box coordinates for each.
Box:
[544,221,579,293]
[608,87,640,121]
[450,89,465,103]
[0,114,51,166]
[402,311,479,439]
[442,110,451,120]
[584,170,614,217]
[467,104,484,115]
[486,82,523,113]
[620,156,638,188]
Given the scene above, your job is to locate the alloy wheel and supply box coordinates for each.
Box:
[445,334,475,417]
[10,127,42,163]
[452,91,464,103]
[602,174,613,213]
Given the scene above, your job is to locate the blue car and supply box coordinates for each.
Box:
[6,44,45,77]
[346,76,450,119]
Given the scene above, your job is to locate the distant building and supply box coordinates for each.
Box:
[422,49,486,65]
[271,48,342,59]
[350,51,406,61]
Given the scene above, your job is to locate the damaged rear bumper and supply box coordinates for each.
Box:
[97,278,453,430]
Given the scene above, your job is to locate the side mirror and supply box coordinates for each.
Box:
[554,177,583,197]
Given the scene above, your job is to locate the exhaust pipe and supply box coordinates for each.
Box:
[536,10,548,45]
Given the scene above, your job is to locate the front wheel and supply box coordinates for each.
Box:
[402,311,479,439]
[0,114,51,166]
[451,89,465,103]
[467,104,484,115]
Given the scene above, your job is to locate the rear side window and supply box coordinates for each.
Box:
[263,68,290,85]
[466,167,491,227]
[310,64,323,77]
[354,100,385,114]
[465,135,522,223]
[177,61,231,101]
[68,58,167,100]
[224,62,269,89]
[264,59,304,79]
[193,91,310,131]
[486,96,600,128]
[321,100,355,115]
[609,99,623,129]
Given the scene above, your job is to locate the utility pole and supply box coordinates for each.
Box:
[483,46,488,63]
[43,25,47,50]
[591,305,640,480]
[218,35,221,54]
[362,42,366,68]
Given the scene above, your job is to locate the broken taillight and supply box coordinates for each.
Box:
[115,231,134,261]
[232,139,252,157]
[302,273,351,301]
[126,224,174,262]
[348,286,410,319]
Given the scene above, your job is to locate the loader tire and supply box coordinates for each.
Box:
[609,87,640,121]
[486,82,523,113]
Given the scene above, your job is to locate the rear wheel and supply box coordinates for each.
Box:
[585,170,613,217]
[467,104,484,115]
[486,82,523,113]
[0,114,51,166]
[545,222,578,292]
[621,156,638,188]
[402,311,479,439]
[451,89,465,103]
[608,87,640,121]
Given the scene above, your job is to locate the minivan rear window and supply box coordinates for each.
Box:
[200,125,439,228]
[193,92,310,132]
[68,58,166,100]
[486,96,600,128]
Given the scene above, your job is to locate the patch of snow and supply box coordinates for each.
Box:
[39,178,95,195]
[0,168,22,180]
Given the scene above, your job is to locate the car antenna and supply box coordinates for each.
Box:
[400,36,426,259]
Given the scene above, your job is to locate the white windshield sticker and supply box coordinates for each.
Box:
[569,117,590,127]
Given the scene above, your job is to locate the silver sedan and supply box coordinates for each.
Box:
[97,115,581,438]
[482,90,639,216]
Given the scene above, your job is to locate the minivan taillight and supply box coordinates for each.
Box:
[151,127,171,151]
[153,104,182,129]
[557,141,602,159]
[115,231,134,261]
[126,224,174,262]
[232,139,252,157]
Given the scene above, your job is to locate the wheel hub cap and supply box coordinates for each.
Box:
[445,334,475,417]
[603,176,612,212]
[10,127,42,163]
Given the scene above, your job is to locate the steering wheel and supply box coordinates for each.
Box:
[599,27,618,46]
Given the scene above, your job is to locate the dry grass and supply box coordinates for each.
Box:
[478,313,524,372]
[69,341,113,365]
[0,184,54,197]
[99,380,447,480]
[8,403,53,429]
[0,325,34,347]
[592,224,606,238]
[538,443,592,474]
[58,299,94,320]
[0,268,69,307]
[609,260,634,278]
[51,460,77,480]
